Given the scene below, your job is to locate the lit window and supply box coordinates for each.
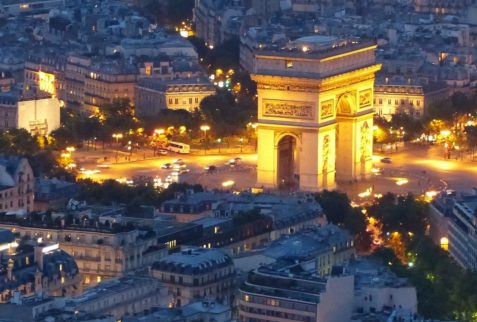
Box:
[96,276,102,283]
[286,61,294,68]
[244,294,250,302]
[61,276,65,284]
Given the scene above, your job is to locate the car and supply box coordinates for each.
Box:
[205,165,217,173]
[172,163,187,170]
[234,157,242,162]
[173,159,183,164]
[161,163,172,169]
[226,159,237,167]
[380,157,392,164]
[159,150,168,155]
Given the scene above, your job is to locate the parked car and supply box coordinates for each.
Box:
[380,157,392,164]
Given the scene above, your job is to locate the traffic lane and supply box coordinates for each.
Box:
[374,146,477,191]
[76,153,257,182]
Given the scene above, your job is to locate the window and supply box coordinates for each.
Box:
[286,61,294,68]
[174,98,178,104]
[189,98,192,104]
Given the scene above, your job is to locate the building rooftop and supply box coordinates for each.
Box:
[125,300,231,322]
[241,263,332,303]
[69,276,157,306]
[254,37,375,60]
[346,258,412,289]
[263,225,352,261]
[152,247,233,275]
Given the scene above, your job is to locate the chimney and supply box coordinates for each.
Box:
[34,246,44,269]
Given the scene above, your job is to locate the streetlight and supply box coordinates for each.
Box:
[112,133,123,163]
[112,133,123,145]
[240,137,244,153]
[217,138,222,153]
[200,125,210,154]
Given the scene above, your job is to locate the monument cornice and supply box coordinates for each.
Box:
[252,64,382,93]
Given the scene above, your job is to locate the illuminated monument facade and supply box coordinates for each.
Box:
[252,36,381,191]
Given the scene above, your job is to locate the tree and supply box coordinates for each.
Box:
[315,190,372,252]
[314,190,351,224]
[0,128,40,155]
[199,90,256,137]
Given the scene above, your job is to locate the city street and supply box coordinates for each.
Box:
[73,143,477,200]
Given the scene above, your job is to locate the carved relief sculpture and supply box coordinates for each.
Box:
[337,93,355,114]
[359,89,372,108]
[322,135,330,172]
[360,121,371,160]
[320,100,334,120]
[263,100,314,120]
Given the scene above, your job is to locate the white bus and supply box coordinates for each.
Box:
[166,141,190,154]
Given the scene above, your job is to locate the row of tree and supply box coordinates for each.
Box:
[0,128,71,179]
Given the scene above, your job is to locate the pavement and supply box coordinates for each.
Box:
[72,142,477,201]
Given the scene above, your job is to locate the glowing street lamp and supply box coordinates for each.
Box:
[112,133,123,144]
[201,125,210,154]
[217,138,222,153]
[112,133,123,162]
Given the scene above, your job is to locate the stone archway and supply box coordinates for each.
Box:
[276,135,299,189]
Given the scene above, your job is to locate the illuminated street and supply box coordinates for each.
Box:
[76,149,258,190]
[73,142,477,198]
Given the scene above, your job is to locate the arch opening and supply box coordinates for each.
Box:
[277,135,299,190]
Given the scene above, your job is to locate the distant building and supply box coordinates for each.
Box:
[160,191,325,255]
[152,247,235,307]
[194,0,245,48]
[67,276,170,319]
[124,300,232,322]
[135,77,215,116]
[413,0,474,15]
[0,232,82,303]
[83,62,137,114]
[0,88,61,135]
[0,297,70,322]
[0,156,34,214]
[238,263,354,322]
[430,191,477,270]
[0,70,15,91]
[374,78,448,119]
[347,258,418,314]
[0,0,67,16]
[233,224,354,275]
[0,218,168,287]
